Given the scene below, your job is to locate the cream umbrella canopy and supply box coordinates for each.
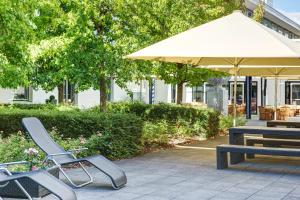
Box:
[126,10,300,126]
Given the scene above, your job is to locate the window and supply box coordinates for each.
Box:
[14,87,30,101]
[291,83,300,105]
[192,86,204,102]
[285,81,300,105]
[171,84,176,103]
[63,80,75,103]
[229,82,244,105]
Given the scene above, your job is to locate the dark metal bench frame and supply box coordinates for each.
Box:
[267,120,300,128]
[246,137,300,158]
[229,126,300,164]
[217,144,300,169]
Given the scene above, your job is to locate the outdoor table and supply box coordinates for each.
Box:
[267,120,300,128]
[229,126,300,164]
[266,120,300,139]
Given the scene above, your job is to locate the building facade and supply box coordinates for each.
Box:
[1,0,300,111]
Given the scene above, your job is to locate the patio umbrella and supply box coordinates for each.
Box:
[126,10,300,126]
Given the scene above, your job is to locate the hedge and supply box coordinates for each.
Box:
[0,108,143,159]
[104,102,221,138]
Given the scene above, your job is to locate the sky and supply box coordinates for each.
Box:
[273,0,300,24]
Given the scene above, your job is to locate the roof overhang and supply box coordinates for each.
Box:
[245,0,300,37]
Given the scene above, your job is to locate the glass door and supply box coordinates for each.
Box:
[251,82,257,114]
[230,82,244,105]
[291,83,300,105]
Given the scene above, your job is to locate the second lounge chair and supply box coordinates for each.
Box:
[0,161,76,200]
[21,117,127,189]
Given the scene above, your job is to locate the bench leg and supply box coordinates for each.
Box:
[246,141,255,159]
[217,149,228,170]
[229,133,245,164]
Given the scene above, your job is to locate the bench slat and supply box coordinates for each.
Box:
[246,138,300,146]
[216,144,300,169]
[218,144,300,155]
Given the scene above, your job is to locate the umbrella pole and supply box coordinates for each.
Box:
[233,65,238,127]
[274,75,278,120]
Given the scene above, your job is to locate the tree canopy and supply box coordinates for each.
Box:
[1,0,245,108]
[117,0,244,103]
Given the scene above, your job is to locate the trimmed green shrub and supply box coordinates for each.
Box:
[141,120,169,147]
[206,111,221,138]
[220,115,247,133]
[104,102,220,138]
[0,103,79,111]
[0,108,143,159]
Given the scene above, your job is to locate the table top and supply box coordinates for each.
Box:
[268,120,300,123]
[229,126,300,135]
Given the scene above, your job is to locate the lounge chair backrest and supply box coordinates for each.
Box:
[22,117,73,163]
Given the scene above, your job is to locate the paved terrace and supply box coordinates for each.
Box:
[41,134,300,200]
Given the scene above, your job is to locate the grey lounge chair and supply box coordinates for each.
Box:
[22,117,127,189]
[0,161,76,200]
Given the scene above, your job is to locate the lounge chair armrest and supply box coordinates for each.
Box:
[68,147,88,154]
[46,152,73,158]
[42,152,74,165]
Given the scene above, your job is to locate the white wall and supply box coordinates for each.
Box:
[32,88,58,104]
[0,88,14,103]
[77,88,100,109]
[154,79,169,103]
[185,86,193,103]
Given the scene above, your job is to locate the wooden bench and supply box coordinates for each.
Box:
[267,120,300,128]
[246,137,300,158]
[216,144,300,169]
[229,126,300,164]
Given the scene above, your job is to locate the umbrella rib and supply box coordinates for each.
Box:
[236,58,245,65]
[277,67,286,75]
[195,57,203,65]
[223,58,235,65]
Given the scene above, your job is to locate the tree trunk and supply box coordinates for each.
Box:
[176,63,184,104]
[58,84,64,103]
[99,75,107,112]
[176,81,184,104]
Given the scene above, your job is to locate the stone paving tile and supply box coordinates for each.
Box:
[210,191,251,200]
[7,135,300,200]
[246,195,283,200]
[283,195,300,200]
[174,188,221,200]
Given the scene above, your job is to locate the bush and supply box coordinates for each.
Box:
[206,111,221,138]
[0,108,143,160]
[104,102,220,138]
[141,121,170,147]
[0,130,84,171]
[220,115,247,133]
[0,103,79,111]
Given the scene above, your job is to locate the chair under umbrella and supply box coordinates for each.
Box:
[126,10,300,126]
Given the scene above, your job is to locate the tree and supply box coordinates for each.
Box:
[118,0,244,104]
[253,0,265,22]
[31,0,140,111]
[0,0,39,88]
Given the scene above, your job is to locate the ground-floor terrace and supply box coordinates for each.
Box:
[35,119,300,200]
[2,76,300,112]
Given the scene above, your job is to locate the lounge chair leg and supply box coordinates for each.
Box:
[52,160,93,188]
[217,148,228,169]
